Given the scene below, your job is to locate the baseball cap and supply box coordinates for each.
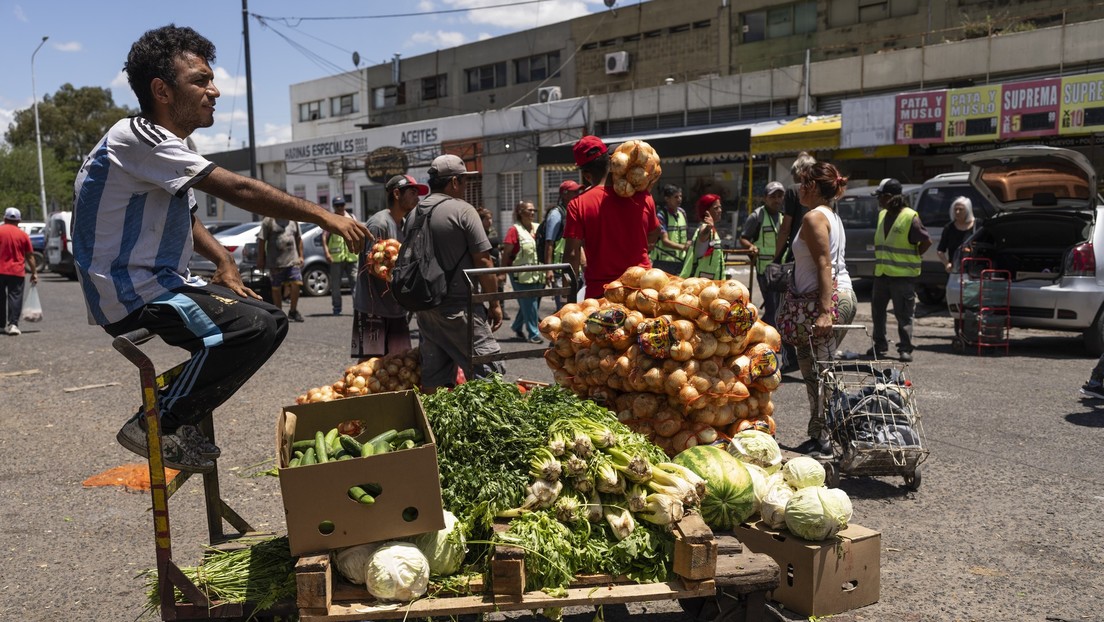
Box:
[3,207,21,221]
[331,196,346,207]
[428,154,479,179]
[765,181,785,195]
[386,174,430,196]
[872,178,903,196]
[573,135,608,167]
[559,180,582,195]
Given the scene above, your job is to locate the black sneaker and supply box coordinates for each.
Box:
[288,310,305,322]
[864,347,889,359]
[528,335,544,345]
[116,414,215,473]
[174,424,221,459]
[1080,380,1104,399]
[899,351,913,363]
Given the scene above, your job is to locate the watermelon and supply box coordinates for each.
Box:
[672,445,756,530]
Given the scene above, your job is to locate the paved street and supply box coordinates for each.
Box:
[1,275,1102,621]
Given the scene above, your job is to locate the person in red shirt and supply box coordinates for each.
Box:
[563,136,661,299]
[0,208,38,335]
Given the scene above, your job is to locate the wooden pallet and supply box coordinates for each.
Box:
[294,514,779,621]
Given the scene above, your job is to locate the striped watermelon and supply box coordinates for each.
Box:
[672,445,756,530]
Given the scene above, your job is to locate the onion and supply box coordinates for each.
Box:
[709,298,733,323]
[718,280,749,304]
[539,315,562,337]
[696,315,719,332]
[678,384,700,407]
[670,319,695,342]
[674,293,702,319]
[621,266,646,288]
[560,302,582,316]
[640,268,669,291]
[636,288,659,315]
[604,281,627,304]
[698,285,720,308]
[670,341,695,362]
[560,311,587,334]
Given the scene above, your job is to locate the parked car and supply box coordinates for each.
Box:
[944,146,1104,353]
[237,223,355,298]
[44,211,77,279]
[187,222,262,277]
[18,221,45,272]
[201,220,245,236]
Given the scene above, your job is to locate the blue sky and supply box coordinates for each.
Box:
[1,0,631,154]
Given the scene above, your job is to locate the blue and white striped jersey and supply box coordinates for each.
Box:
[73,116,216,325]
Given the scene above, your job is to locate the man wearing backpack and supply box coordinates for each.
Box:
[401,154,504,391]
[538,179,582,309]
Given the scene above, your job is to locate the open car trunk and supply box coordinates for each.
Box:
[964,211,1092,281]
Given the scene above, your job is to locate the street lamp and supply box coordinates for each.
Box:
[32,36,48,222]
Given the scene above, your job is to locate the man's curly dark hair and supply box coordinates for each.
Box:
[125,24,216,115]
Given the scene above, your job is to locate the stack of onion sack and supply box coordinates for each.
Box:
[365,238,401,282]
[609,140,662,198]
[296,348,421,404]
[540,266,782,456]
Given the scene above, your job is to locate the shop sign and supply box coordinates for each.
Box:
[1000,77,1060,138]
[364,146,409,183]
[841,96,895,149]
[895,91,946,144]
[944,85,1001,143]
[1059,73,1104,135]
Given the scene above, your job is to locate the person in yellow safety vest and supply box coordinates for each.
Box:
[871,178,932,363]
[323,196,360,316]
[650,184,690,275]
[740,181,786,328]
[680,194,725,279]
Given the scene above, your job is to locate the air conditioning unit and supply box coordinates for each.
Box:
[537,86,562,103]
[605,51,631,75]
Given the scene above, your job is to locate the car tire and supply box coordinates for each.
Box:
[302,264,330,297]
[916,285,945,306]
[1085,305,1104,356]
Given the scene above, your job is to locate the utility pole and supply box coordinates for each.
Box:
[32,36,49,222]
[242,0,258,179]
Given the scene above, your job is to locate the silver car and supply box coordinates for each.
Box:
[945,146,1104,353]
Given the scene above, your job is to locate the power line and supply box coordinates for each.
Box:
[251,0,557,23]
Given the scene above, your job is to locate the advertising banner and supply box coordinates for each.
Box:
[1000,77,1060,138]
[841,95,896,148]
[944,85,1001,142]
[1059,73,1104,135]
[895,91,945,144]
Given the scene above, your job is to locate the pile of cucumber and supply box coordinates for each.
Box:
[285,427,425,504]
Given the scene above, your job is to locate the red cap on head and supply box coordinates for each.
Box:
[696,194,721,219]
[572,136,608,167]
[559,180,582,195]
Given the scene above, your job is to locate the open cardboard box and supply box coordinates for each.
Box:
[735,520,880,617]
[276,390,445,556]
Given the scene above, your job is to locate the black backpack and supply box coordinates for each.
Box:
[533,204,565,260]
[391,199,462,311]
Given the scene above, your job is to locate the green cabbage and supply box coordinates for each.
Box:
[728,430,782,472]
[409,510,466,576]
[782,456,825,489]
[743,463,767,516]
[364,542,430,602]
[332,543,379,585]
[760,480,794,529]
[783,486,852,541]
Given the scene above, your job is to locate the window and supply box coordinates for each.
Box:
[668,24,691,34]
[542,169,579,218]
[741,1,816,42]
[373,84,406,109]
[316,183,331,208]
[499,172,523,216]
[298,100,323,122]
[329,94,358,116]
[515,51,561,83]
[466,62,507,92]
[206,194,217,218]
[422,74,448,100]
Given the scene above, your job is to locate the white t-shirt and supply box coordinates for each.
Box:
[73,117,216,325]
[791,205,852,294]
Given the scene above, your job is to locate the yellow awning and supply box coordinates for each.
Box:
[751,115,841,155]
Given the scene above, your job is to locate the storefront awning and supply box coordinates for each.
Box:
[751,115,841,156]
[538,124,752,168]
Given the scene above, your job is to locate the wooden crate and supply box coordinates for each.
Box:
[294,513,778,621]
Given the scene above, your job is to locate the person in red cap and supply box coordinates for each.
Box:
[351,174,429,360]
[1,207,38,336]
[563,136,661,299]
[538,179,583,309]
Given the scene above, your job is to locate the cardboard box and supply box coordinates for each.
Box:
[276,390,445,556]
[735,520,880,617]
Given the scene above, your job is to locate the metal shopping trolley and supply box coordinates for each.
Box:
[814,326,929,491]
[952,257,1011,355]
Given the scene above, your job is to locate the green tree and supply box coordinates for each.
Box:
[4,84,134,184]
[0,144,71,221]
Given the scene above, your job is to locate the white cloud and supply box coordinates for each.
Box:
[407,30,469,49]
[0,108,15,142]
[184,130,231,155]
[260,123,292,146]
[13,5,27,22]
[417,0,435,11]
[478,32,494,41]
[442,0,594,30]
[52,41,82,53]
[213,67,247,98]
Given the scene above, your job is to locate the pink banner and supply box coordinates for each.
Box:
[1001,78,1060,138]
[895,91,946,144]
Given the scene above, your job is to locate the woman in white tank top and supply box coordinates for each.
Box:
[782,161,858,457]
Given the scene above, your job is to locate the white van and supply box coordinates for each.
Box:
[44,211,76,280]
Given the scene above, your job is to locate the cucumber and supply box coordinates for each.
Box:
[292,439,315,451]
[395,439,416,450]
[365,428,399,446]
[393,427,423,443]
[332,448,349,460]
[324,427,341,452]
[338,454,353,461]
[339,434,364,456]
[288,456,301,467]
[348,486,375,504]
[302,447,317,465]
[370,440,391,455]
[360,482,383,496]
[315,431,329,463]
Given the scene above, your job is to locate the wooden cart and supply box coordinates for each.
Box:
[293,514,780,622]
